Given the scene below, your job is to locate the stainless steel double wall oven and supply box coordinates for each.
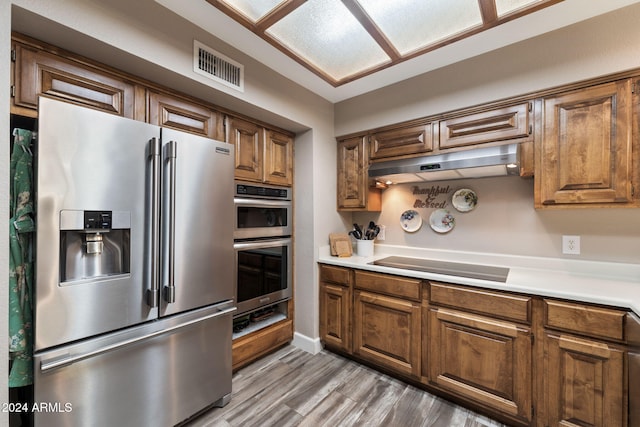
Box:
[234,181,292,316]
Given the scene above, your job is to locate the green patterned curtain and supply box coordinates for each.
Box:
[9,128,35,387]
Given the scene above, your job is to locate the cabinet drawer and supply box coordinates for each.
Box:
[544,299,625,341]
[355,271,421,301]
[319,265,351,286]
[148,90,222,139]
[439,102,531,149]
[429,282,531,324]
[13,43,136,118]
[370,122,435,160]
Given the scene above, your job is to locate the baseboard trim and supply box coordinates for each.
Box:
[291,332,322,355]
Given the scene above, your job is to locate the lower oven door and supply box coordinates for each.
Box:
[234,237,292,316]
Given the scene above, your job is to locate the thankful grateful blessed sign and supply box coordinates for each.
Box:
[412,185,452,209]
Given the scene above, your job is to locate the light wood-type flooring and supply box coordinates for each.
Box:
[185,345,507,427]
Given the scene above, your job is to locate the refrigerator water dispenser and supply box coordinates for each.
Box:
[59,210,131,282]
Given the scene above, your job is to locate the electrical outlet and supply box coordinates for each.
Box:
[562,235,580,254]
[376,225,386,241]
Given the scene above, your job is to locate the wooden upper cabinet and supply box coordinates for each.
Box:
[12,41,139,119]
[148,90,223,140]
[370,122,435,160]
[439,102,532,149]
[337,136,381,211]
[227,116,263,183]
[535,79,635,208]
[264,129,293,186]
[227,116,294,185]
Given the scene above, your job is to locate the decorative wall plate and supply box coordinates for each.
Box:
[452,188,478,212]
[400,210,422,232]
[429,209,455,233]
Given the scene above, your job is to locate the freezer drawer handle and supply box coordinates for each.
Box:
[163,140,177,304]
[39,305,236,373]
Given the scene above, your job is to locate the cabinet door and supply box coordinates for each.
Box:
[12,42,137,118]
[337,136,381,211]
[439,102,532,149]
[536,80,633,207]
[264,129,293,186]
[353,290,420,378]
[630,351,640,427]
[227,116,263,182]
[319,282,351,353]
[148,91,223,140]
[428,306,532,423]
[370,122,435,160]
[544,333,624,427]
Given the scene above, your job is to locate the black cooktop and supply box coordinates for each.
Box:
[370,256,509,283]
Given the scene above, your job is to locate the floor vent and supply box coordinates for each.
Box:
[193,40,244,92]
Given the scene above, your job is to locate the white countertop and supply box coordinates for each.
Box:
[317,244,640,316]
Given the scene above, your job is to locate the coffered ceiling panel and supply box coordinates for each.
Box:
[357,0,483,56]
[207,0,563,86]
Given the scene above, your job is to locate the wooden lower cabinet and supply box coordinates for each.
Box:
[319,266,634,426]
[629,352,640,427]
[319,282,351,353]
[319,265,352,353]
[427,306,533,424]
[232,316,293,371]
[544,332,625,427]
[353,289,421,378]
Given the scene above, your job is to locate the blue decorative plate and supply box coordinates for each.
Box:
[400,210,422,232]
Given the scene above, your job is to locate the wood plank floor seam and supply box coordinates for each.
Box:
[185,346,507,427]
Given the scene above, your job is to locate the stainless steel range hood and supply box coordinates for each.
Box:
[368,143,520,184]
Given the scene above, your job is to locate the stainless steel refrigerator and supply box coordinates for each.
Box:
[33,97,235,426]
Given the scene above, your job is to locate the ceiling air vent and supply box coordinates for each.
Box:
[193,40,244,92]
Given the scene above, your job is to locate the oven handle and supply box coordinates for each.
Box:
[234,237,292,250]
[233,197,292,208]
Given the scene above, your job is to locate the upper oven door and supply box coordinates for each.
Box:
[234,198,292,239]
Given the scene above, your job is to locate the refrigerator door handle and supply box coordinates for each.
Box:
[146,137,162,308]
[163,140,177,303]
[39,304,236,373]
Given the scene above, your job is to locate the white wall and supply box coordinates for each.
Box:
[341,3,640,264]
[354,177,640,263]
